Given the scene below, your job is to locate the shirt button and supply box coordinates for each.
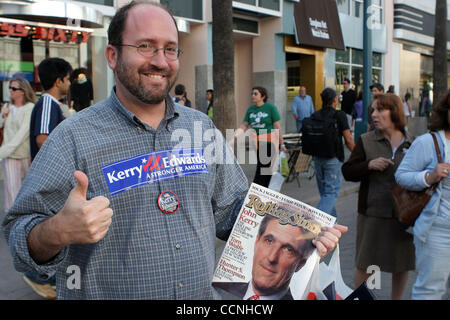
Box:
[175,244,181,250]
[179,282,184,288]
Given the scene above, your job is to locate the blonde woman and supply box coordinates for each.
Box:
[0,78,36,212]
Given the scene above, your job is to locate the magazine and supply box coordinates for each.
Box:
[212,183,336,300]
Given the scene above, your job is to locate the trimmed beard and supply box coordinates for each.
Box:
[116,53,176,105]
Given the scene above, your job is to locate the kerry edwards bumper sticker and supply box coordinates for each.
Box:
[102,148,208,195]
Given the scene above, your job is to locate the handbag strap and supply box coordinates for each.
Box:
[431,133,443,163]
[429,133,443,192]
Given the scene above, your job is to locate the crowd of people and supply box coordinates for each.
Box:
[0,57,95,299]
[0,0,448,301]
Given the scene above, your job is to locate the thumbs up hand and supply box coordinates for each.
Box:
[54,171,113,246]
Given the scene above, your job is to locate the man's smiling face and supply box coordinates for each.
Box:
[115,4,179,105]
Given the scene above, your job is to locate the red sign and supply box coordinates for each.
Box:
[0,22,92,43]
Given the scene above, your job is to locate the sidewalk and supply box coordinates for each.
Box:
[238,150,360,210]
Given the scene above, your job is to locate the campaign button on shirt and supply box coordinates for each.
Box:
[158,190,179,214]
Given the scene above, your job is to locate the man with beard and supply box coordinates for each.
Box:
[2,1,347,300]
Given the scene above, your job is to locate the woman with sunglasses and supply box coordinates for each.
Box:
[0,78,36,213]
[229,87,287,188]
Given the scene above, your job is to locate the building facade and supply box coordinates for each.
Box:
[392,0,450,112]
[3,0,447,134]
[0,0,116,104]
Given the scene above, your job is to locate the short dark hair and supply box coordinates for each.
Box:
[38,58,72,91]
[174,84,185,95]
[257,214,315,263]
[252,86,268,103]
[108,0,178,54]
[343,78,350,84]
[320,87,337,108]
[370,83,384,92]
[429,90,450,132]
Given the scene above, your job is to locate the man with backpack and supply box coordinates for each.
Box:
[301,88,354,217]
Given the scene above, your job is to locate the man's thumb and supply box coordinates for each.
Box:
[72,170,89,199]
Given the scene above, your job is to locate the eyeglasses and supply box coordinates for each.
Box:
[114,43,182,60]
[252,92,259,96]
[9,86,23,91]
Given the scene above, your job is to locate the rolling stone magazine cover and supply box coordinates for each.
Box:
[212,183,336,300]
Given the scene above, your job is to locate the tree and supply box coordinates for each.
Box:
[433,0,448,105]
[211,0,237,134]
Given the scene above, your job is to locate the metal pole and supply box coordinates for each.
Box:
[355,0,373,141]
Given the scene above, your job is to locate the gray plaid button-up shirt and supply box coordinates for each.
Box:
[2,89,248,299]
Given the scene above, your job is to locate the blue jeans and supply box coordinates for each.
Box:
[313,157,343,218]
[296,120,303,133]
[412,213,450,300]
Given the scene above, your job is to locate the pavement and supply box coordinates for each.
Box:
[0,149,429,300]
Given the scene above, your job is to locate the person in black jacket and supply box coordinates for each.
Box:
[70,68,93,112]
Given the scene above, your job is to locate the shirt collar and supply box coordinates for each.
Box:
[42,93,61,105]
[243,280,290,300]
[109,87,179,131]
[373,128,414,144]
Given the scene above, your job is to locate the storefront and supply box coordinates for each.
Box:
[393,0,450,108]
[282,0,344,133]
[0,0,104,102]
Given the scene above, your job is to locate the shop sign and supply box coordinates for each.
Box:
[294,0,345,50]
[0,22,92,43]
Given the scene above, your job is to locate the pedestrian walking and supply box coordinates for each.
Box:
[0,78,36,212]
[19,57,72,299]
[173,83,186,106]
[206,89,214,119]
[231,87,287,188]
[2,1,346,300]
[70,68,93,112]
[30,57,72,161]
[353,91,363,123]
[395,90,450,300]
[303,88,354,218]
[403,92,413,121]
[292,86,314,133]
[340,78,357,130]
[342,93,415,300]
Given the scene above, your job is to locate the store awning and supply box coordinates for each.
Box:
[0,0,104,28]
[293,0,345,50]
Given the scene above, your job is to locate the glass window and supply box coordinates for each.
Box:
[160,0,203,20]
[351,66,363,94]
[76,0,114,5]
[234,0,257,5]
[372,68,381,84]
[351,49,363,65]
[259,0,280,11]
[287,66,300,87]
[336,0,350,15]
[233,18,258,34]
[353,0,363,18]
[335,64,350,93]
[373,52,382,68]
[373,0,382,6]
[336,49,350,63]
